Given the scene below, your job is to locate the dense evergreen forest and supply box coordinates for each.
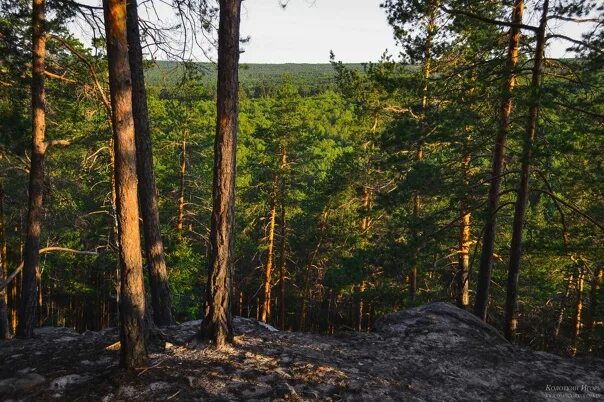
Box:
[1,0,603,375]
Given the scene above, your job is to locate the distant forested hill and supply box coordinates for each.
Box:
[145,60,367,90]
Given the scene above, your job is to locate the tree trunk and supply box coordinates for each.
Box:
[278,178,287,330]
[177,130,188,237]
[126,0,173,327]
[10,266,18,333]
[261,174,278,323]
[503,0,548,342]
[456,151,471,309]
[570,264,585,356]
[474,0,524,322]
[360,186,370,231]
[197,0,241,347]
[0,185,9,339]
[299,210,329,331]
[18,0,47,339]
[103,0,147,369]
[409,2,436,302]
[357,281,365,332]
[553,270,573,340]
[584,266,602,351]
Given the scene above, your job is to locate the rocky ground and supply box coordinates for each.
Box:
[0,303,602,401]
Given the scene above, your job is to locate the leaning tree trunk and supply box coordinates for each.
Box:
[474,0,524,322]
[503,0,548,341]
[17,0,46,339]
[0,184,9,339]
[126,0,173,327]
[103,0,147,369]
[197,0,241,347]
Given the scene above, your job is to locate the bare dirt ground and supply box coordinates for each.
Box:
[1,303,602,401]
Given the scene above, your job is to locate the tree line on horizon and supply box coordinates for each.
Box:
[0,0,603,369]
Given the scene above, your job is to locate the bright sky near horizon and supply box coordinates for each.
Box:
[239,0,397,63]
[72,0,593,63]
[238,0,589,63]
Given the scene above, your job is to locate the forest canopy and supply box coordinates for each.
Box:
[0,0,603,372]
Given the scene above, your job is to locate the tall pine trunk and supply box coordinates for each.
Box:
[198,0,241,347]
[126,0,173,327]
[474,0,524,321]
[18,0,46,339]
[278,202,287,330]
[261,172,278,323]
[277,146,287,329]
[103,0,147,368]
[177,130,188,237]
[585,266,603,351]
[503,0,548,341]
[570,264,585,356]
[457,153,471,308]
[409,2,436,302]
[0,184,9,339]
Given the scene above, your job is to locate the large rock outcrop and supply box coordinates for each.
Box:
[0,303,602,401]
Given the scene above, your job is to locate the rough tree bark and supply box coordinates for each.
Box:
[503,0,548,341]
[103,0,147,368]
[17,0,47,339]
[474,0,524,322]
[126,0,173,326]
[197,0,241,347]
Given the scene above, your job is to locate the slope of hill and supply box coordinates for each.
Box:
[144,60,367,88]
[1,303,602,401]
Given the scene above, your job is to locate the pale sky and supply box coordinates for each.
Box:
[72,0,593,63]
[238,0,590,63]
[239,0,397,63]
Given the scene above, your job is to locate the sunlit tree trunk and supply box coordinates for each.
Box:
[177,130,188,237]
[197,0,241,347]
[299,210,328,331]
[409,1,436,302]
[503,0,548,341]
[278,147,288,330]
[126,0,173,326]
[570,264,585,356]
[18,0,47,339]
[474,0,524,321]
[10,269,18,333]
[456,150,472,308]
[584,266,602,351]
[357,281,366,331]
[554,269,573,340]
[0,185,9,339]
[103,0,147,368]
[360,186,370,231]
[261,173,278,323]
